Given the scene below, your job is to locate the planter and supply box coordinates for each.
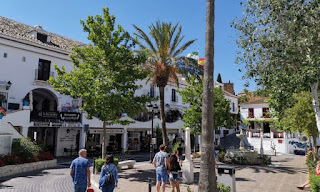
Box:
[0,159,57,178]
[0,114,3,119]
[23,100,29,106]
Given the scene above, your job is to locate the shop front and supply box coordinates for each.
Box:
[87,128,124,155]
[29,110,82,156]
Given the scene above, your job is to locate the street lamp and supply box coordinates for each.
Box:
[148,103,159,163]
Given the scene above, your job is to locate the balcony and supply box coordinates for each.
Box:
[33,69,54,86]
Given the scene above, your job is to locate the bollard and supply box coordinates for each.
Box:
[217,165,236,192]
[148,178,152,192]
[93,157,96,174]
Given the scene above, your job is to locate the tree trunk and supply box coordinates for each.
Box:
[102,121,107,159]
[312,134,318,161]
[310,82,320,133]
[199,0,217,191]
[159,86,169,147]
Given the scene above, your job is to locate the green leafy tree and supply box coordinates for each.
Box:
[199,0,217,191]
[217,73,222,83]
[133,21,199,146]
[180,76,234,135]
[233,0,320,133]
[279,92,319,158]
[49,8,151,158]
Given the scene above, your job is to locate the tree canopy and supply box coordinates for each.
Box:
[233,0,320,128]
[49,7,151,157]
[279,92,318,154]
[179,76,234,135]
[217,73,222,83]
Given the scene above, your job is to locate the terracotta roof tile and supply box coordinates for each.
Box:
[0,16,85,52]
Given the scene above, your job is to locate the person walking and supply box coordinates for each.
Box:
[153,144,168,192]
[168,154,181,192]
[70,149,92,192]
[177,144,183,161]
[99,155,118,192]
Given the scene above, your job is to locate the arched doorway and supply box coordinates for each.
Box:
[27,88,59,155]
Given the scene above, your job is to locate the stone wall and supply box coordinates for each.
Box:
[0,159,57,178]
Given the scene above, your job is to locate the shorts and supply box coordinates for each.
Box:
[169,172,179,182]
[179,155,183,161]
[156,169,167,182]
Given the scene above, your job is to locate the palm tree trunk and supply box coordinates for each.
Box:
[159,86,169,147]
[102,121,107,159]
[199,0,217,191]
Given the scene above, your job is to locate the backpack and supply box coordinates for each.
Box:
[105,165,115,185]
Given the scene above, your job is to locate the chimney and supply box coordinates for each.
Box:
[223,81,235,95]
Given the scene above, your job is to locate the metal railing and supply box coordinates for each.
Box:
[34,69,54,81]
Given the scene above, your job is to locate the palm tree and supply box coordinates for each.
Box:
[133,21,197,146]
[199,0,217,192]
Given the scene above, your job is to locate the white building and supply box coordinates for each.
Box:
[0,16,189,156]
[239,98,303,154]
[214,82,238,144]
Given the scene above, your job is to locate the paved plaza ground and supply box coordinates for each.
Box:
[0,154,308,192]
[91,154,309,192]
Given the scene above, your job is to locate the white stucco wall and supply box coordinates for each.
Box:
[240,103,269,120]
[0,134,12,155]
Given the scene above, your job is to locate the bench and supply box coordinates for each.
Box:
[118,160,136,169]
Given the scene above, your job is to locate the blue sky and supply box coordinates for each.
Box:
[0,0,253,94]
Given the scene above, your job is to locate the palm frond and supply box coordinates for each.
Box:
[133,24,158,55]
[173,39,197,58]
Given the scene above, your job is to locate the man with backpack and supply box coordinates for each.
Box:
[153,144,168,192]
[99,155,118,192]
[70,149,92,192]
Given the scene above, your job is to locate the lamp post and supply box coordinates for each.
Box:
[148,104,158,163]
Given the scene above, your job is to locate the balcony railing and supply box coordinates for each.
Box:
[35,69,54,81]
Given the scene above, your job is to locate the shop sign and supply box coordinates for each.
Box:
[52,122,62,127]
[60,112,81,122]
[31,111,59,121]
[90,128,124,134]
[34,122,50,127]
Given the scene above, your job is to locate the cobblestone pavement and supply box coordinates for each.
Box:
[91,154,308,192]
[0,154,308,192]
[0,165,99,192]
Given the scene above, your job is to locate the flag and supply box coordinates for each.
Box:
[198,58,205,66]
[186,51,199,61]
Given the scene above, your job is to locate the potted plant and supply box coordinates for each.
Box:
[22,94,29,106]
[0,108,6,119]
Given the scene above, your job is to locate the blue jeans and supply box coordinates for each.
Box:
[74,184,87,192]
[156,169,168,182]
[101,184,115,192]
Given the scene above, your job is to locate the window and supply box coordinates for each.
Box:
[3,53,7,58]
[37,33,48,43]
[172,89,176,102]
[248,108,254,118]
[262,108,270,118]
[150,86,154,98]
[22,57,26,62]
[37,59,51,81]
[232,103,235,112]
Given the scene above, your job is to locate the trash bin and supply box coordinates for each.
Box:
[217,165,236,192]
